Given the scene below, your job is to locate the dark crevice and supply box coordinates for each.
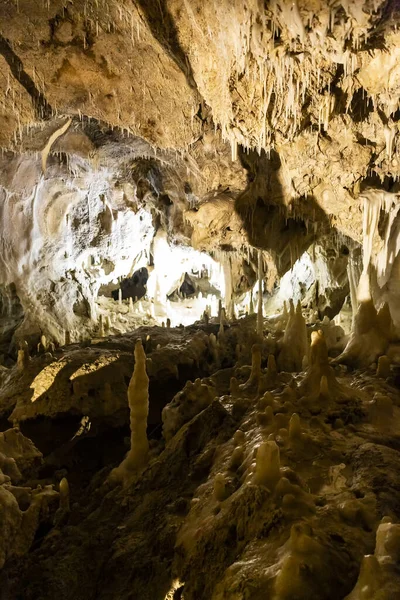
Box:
[0,34,53,120]
[360,173,397,192]
[236,148,331,276]
[133,0,199,94]
[348,88,375,123]
[355,133,376,148]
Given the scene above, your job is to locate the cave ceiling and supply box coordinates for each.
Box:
[1,1,399,214]
[0,0,399,340]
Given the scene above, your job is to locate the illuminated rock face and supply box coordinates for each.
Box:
[0,153,155,344]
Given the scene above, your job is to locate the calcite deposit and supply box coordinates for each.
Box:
[0,1,399,598]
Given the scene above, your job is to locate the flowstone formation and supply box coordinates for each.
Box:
[0,1,400,599]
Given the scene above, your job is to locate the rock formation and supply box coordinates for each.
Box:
[0,1,399,598]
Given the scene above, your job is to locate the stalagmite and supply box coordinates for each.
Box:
[274,523,323,597]
[230,377,240,397]
[254,440,280,489]
[59,477,70,513]
[223,257,234,320]
[257,250,263,338]
[278,300,308,372]
[229,445,244,470]
[299,329,346,403]
[214,473,228,501]
[345,520,400,599]
[218,319,225,340]
[240,343,262,392]
[54,477,70,526]
[334,300,393,367]
[17,341,29,371]
[259,391,274,410]
[289,413,301,440]
[258,353,278,395]
[37,334,48,354]
[99,314,105,337]
[209,333,219,365]
[109,339,149,484]
[336,190,398,367]
[256,405,273,427]
[347,256,360,327]
[145,334,152,353]
[377,355,391,379]
[162,378,215,441]
[249,292,254,315]
[0,484,59,569]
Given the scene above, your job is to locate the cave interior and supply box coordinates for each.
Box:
[0,1,400,599]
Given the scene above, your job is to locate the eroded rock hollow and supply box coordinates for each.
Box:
[0,1,399,599]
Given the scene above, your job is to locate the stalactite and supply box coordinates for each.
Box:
[41,118,72,173]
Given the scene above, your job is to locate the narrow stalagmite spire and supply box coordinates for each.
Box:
[99,314,105,337]
[108,339,149,485]
[257,249,263,338]
[289,413,301,440]
[17,341,29,371]
[240,343,262,392]
[249,291,254,315]
[223,256,233,320]
[254,440,281,489]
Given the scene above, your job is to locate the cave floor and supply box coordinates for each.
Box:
[0,318,399,600]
